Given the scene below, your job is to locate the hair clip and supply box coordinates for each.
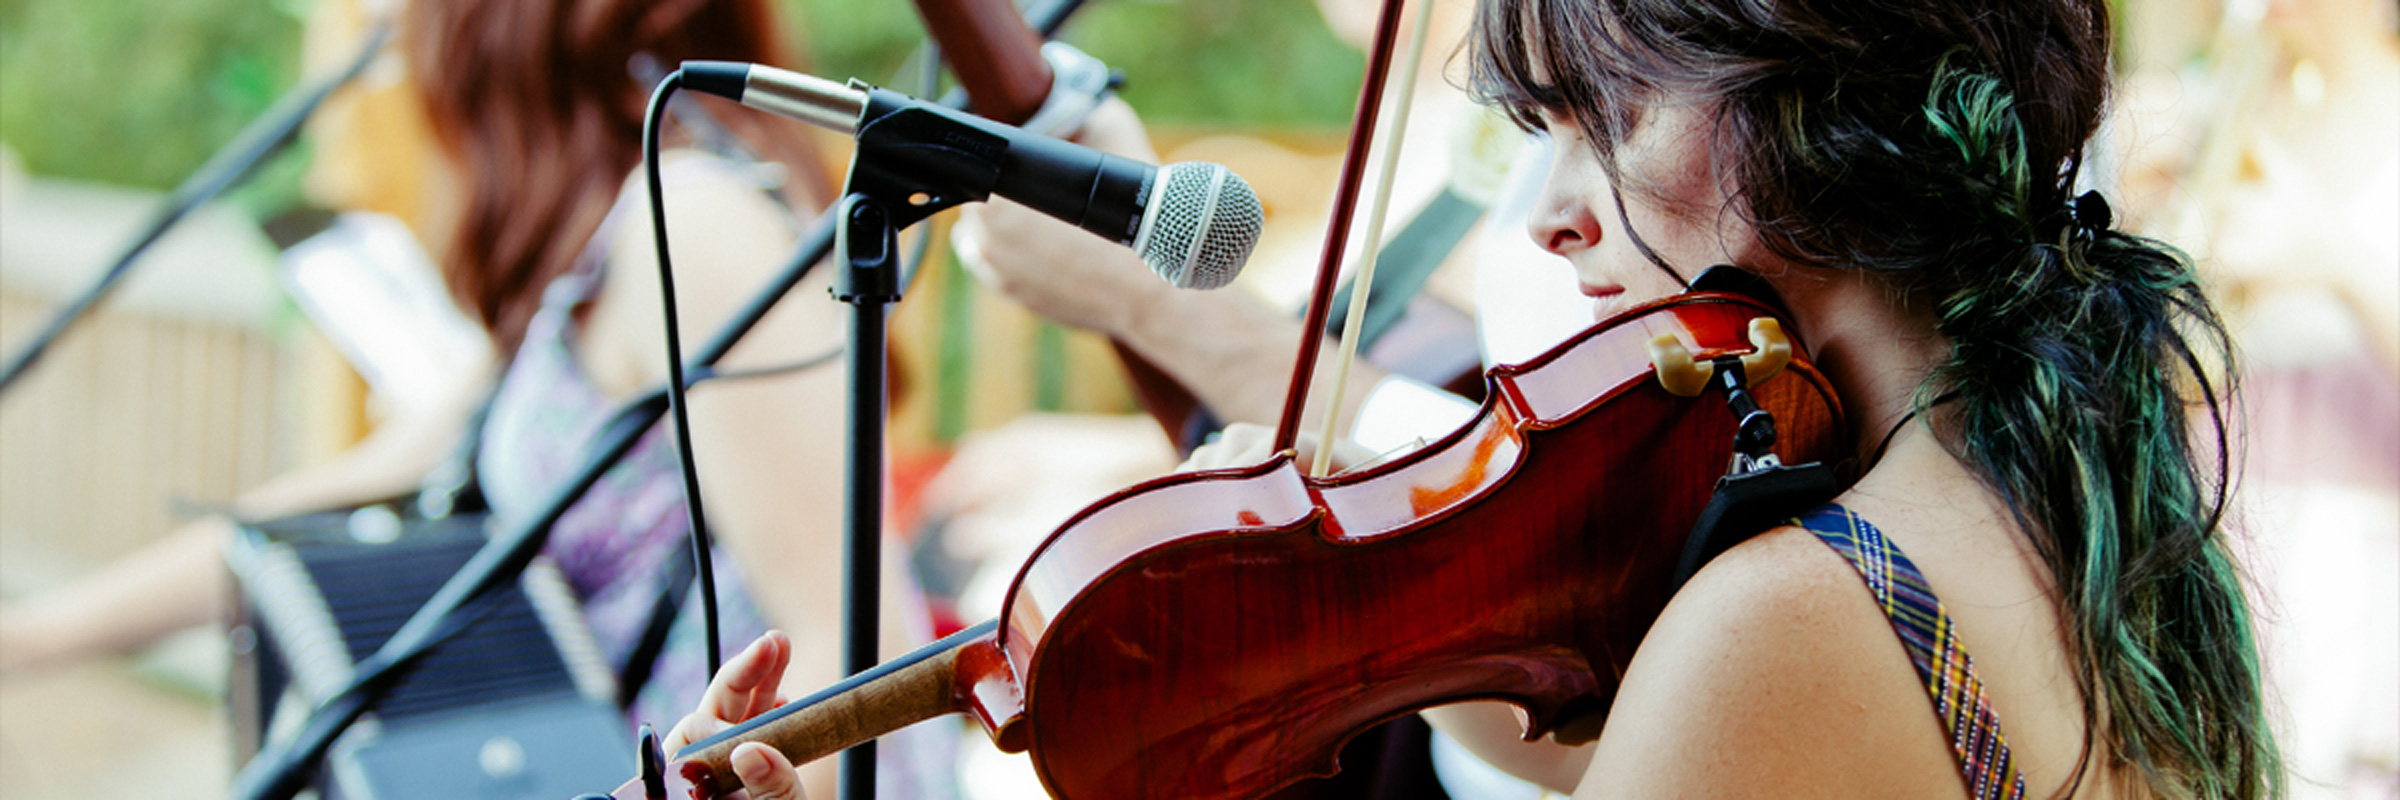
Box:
[2065,190,2113,244]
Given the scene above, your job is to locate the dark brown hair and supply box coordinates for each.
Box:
[404,0,828,353]
[1471,0,2278,797]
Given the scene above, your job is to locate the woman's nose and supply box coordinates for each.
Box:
[1526,180,1603,257]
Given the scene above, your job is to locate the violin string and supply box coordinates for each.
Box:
[1310,0,1439,478]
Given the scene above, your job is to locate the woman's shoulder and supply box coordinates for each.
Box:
[613,148,803,246]
[1644,520,1924,694]
[1574,521,1967,798]
[578,148,829,394]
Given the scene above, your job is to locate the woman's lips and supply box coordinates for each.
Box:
[1581,283,1626,321]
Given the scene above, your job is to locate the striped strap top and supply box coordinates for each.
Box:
[1790,505,2029,800]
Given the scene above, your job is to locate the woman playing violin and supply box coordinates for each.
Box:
[676,0,2280,796]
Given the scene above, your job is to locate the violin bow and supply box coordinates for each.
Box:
[1273,0,1414,460]
[1307,0,1442,476]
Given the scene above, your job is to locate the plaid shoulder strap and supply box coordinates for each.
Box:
[1790,505,2029,800]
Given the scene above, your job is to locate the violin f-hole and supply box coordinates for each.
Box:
[1648,317,1792,398]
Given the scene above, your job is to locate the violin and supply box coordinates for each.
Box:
[604,288,1846,799]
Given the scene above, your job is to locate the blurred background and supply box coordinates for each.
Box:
[0,0,2391,797]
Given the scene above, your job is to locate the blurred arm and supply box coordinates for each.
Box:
[0,367,486,675]
[953,98,1405,441]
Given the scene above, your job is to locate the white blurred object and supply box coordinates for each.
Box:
[0,165,281,329]
[1350,374,1476,456]
[957,730,1049,800]
[1430,724,1553,799]
[2241,483,2400,800]
[1472,136,1594,368]
[279,211,489,416]
[932,414,1178,624]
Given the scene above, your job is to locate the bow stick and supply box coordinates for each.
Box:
[1273,0,1415,459]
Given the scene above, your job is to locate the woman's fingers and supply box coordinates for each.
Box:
[661,709,722,755]
[731,742,805,800]
[663,631,793,753]
[714,631,791,723]
[745,631,793,722]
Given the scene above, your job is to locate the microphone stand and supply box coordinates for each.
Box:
[229,2,1094,798]
[832,194,899,800]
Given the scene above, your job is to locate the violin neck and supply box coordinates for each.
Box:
[672,621,998,795]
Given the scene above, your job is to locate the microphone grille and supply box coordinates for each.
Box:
[1136,163,1262,290]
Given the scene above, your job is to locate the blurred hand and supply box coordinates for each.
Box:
[952,97,1169,337]
[664,631,807,800]
[1177,422,1375,474]
[1177,422,1283,472]
[0,603,53,677]
[919,414,1179,620]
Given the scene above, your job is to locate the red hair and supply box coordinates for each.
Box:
[404,0,828,352]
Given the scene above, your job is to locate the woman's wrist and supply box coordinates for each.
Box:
[0,601,71,675]
[1102,267,1181,343]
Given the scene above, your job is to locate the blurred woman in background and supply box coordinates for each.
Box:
[0,0,955,796]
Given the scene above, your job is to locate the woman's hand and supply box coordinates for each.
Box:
[663,631,807,800]
[951,97,1169,337]
[1177,422,1378,474]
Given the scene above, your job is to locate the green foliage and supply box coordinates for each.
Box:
[0,0,1356,216]
[783,0,928,84]
[787,0,1361,130]
[0,0,307,211]
[1056,0,1360,129]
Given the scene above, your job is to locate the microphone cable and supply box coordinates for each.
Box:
[641,71,730,681]
[634,17,958,684]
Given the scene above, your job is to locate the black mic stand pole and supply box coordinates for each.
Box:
[831,194,899,800]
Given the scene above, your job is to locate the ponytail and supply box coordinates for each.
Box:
[1916,66,2281,799]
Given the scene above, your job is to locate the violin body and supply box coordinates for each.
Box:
[621,291,1844,800]
[990,291,1845,798]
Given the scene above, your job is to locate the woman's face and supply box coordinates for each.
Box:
[1524,102,1767,321]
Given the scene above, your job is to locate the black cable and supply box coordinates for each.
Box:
[692,350,846,385]
[0,21,394,398]
[643,72,727,681]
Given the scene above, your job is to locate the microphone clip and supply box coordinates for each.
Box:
[842,89,1013,231]
[833,195,903,303]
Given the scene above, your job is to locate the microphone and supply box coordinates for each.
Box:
[679,61,1260,290]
